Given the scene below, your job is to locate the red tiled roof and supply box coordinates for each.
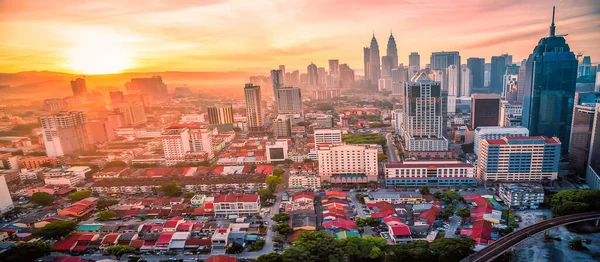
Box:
[472,220,493,231]
[213,194,259,203]
[130,239,144,248]
[293,192,315,201]
[185,238,212,246]
[325,191,347,197]
[390,224,411,236]
[156,232,175,244]
[419,205,441,225]
[101,233,120,245]
[177,222,194,232]
[207,255,237,262]
[72,243,88,252]
[323,219,357,230]
[78,234,96,241]
[383,217,402,224]
[164,220,179,228]
[53,234,81,251]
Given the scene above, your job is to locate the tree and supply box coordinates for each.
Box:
[104,160,128,168]
[0,241,53,262]
[31,192,55,206]
[226,242,244,254]
[377,152,388,161]
[256,214,263,220]
[435,190,462,204]
[257,253,284,262]
[105,245,137,260]
[355,194,367,204]
[283,159,294,166]
[183,192,196,198]
[250,239,266,251]
[272,213,290,223]
[283,230,343,262]
[273,234,286,243]
[549,189,600,217]
[419,186,431,195]
[273,168,285,177]
[266,175,284,191]
[158,181,181,196]
[34,220,77,240]
[303,158,314,163]
[68,190,92,201]
[258,188,275,200]
[456,207,471,218]
[570,237,586,250]
[365,217,381,227]
[97,210,117,221]
[272,222,293,235]
[430,237,476,262]
[96,199,120,210]
[438,204,456,221]
[355,217,367,228]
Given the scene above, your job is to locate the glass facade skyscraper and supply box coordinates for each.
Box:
[522,7,578,154]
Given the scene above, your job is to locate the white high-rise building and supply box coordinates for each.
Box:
[460,67,471,97]
[378,77,392,92]
[446,65,459,96]
[314,129,342,144]
[402,71,448,151]
[40,111,90,157]
[318,144,378,184]
[0,174,14,214]
[244,84,263,132]
[161,127,191,165]
[277,87,303,115]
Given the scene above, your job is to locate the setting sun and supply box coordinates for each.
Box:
[67,41,133,75]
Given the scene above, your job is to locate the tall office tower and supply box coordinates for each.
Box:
[318,144,378,185]
[401,71,448,151]
[244,84,263,132]
[339,64,355,89]
[381,56,393,77]
[446,65,459,96]
[70,78,87,97]
[517,67,527,102]
[207,105,234,125]
[363,47,370,82]
[490,54,512,94]
[369,35,381,84]
[578,56,592,78]
[109,91,124,109]
[460,67,471,97]
[478,136,561,185]
[317,67,327,87]
[484,63,491,88]
[503,65,520,102]
[409,52,421,79]
[569,92,600,176]
[307,63,319,87]
[471,94,501,128]
[44,98,64,112]
[328,60,339,76]
[290,70,300,87]
[271,69,284,108]
[86,119,115,144]
[0,174,14,214]
[314,128,342,144]
[586,104,600,189]
[386,33,398,69]
[391,68,409,100]
[40,111,90,157]
[430,51,460,71]
[473,126,529,156]
[277,87,303,115]
[119,101,147,127]
[278,65,286,83]
[500,102,523,127]
[522,7,578,154]
[467,58,485,89]
[125,76,168,99]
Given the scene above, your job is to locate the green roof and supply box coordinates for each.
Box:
[335,231,360,239]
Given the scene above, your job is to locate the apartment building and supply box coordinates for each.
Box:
[313,129,342,144]
[385,160,477,188]
[318,144,378,184]
[212,194,261,217]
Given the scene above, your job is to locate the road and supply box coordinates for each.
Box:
[444,202,465,238]
[385,133,400,163]
[348,192,374,237]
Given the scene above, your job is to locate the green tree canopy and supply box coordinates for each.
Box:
[104,160,128,168]
[377,152,388,161]
[342,134,386,147]
[456,207,471,218]
[31,192,55,206]
[283,230,344,262]
[34,220,77,240]
[226,242,244,254]
[419,186,431,195]
[258,188,275,200]
[273,168,285,177]
[430,237,476,262]
[266,175,284,191]
[256,252,284,262]
[272,222,293,235]
[105,245,137,260]
[158,181,181,196]
[549,189,600,217]
[68,190,92,201]
[271,213,290,223]
[97,210,117,221]
[434,190,462,204]
[96,199,120,210]
[0,241,53,262]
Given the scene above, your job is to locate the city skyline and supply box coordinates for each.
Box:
[1,0,599,74]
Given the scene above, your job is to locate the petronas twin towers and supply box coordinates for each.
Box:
[364,33,398,84]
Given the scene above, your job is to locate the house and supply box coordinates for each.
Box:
[389,224,412,243]
[365,192,423,205]
[76,224,102,233]
[191,194,207,207]
[228,231,246,247]
[100,233,120,249]
[185,238,212,250]
[290,210,318,231]
[170,232,191,249]
[213,194,260,217]
[211,228,229,249]
[163,218,184,232]
[155,232,175,250]
[58,197,98,218]
[323,219,357,231]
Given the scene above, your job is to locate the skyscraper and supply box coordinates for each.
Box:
[386,33,398,70]
[446,65,459,96]
[569,92,600,176]
[71,78,87,97]
[328,59,339,76]
[369,35,381,84]
[244,84,263,132]
[40,111,90,157]
[207,105,234,125]
[307,63,318,87]
[381,56,393,77]
[363,47,370,82]
[278,65,286,83]
[467,58,485,89]
[490,54,512,94]
[339,64,355,89]
[125,76,168,100]
[522,7,578,154]
[391,68,409,100]
[119,101,147,127]
[517,67,527,102]
[277,87,303,115]
[471,94,501,129]
[460,67,471,97]
[271,69,284,107]
[430,51,460,71]
[409,52,420,70]
[402,71,448,151]
[109,91,124,109]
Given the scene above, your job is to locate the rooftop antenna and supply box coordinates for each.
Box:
[549,6,556,37]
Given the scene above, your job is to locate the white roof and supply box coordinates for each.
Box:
[172,232,190,240]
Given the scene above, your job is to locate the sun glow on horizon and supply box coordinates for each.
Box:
[67,40,133,75]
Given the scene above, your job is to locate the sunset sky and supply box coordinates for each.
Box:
[1,0,599,75]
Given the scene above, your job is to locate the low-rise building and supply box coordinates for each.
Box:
[213,194,260,217]
[385,160,477,188]
[288,174,321,190]
[364,192,424,205]
[498,183,544,209]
